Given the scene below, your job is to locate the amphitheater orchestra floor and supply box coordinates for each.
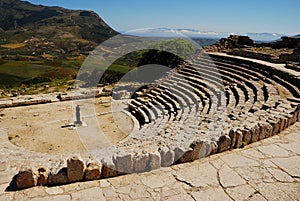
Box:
[0,122,299,201]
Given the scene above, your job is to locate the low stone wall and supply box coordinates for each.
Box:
[229,49,277,63]
[0,89,109,109]
[0,98,52,108]
[14,106,300,189]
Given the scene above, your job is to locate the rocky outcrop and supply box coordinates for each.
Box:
[260,36,300,49]
[207,35,254,52]
[207,35,300,64]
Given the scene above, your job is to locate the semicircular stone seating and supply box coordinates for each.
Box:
[13,49,300,189]
[13,50,300,189]
[114,50,300,171]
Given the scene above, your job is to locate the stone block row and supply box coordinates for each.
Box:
[14,104,299,190]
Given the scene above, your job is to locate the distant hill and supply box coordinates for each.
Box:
[0,0,118,56]
[245,32,286,42]
[142,28,287,42]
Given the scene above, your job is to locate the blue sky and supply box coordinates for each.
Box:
[27,0,299,35]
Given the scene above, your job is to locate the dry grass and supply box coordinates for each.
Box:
[59,33,75,39]
[67,55,86,61]
[246,47,293,57]
[1,43,26,49]
[41,53,54,60]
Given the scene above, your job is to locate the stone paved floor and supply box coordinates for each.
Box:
[0,122,300,200]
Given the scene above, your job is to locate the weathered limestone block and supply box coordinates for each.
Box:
[101,157,118,179]
[276,118,282,133]
[250,124,260,143]
[37,166,49,186]
[218,135,231,153]
[266,119,276,136]
[0,100,12,108]
[115,153,133,175]
[190,140,211,159]
[264,123,273,138]
[272,118,281,134]
[286,114,294,128]
[12,99,26,107]
[48,167,68,186]
[242,128,251,144]
[159,147,175,167]
[16,166,38,189]
[295,105,300,122]
[85,161,102,181]
[229,129,237,149]
[133,153,149,173]
[210,141,219,155]
[258,122,266,141]
[290,112,298,125]
[277,117,285,133]
[67,156,85,183]
[279,116,286,131]
[174,147,194,163]
[235,130,243,148]
[147,151,161,170]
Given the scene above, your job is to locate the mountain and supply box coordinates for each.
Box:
[176,29,234,39]
[293,34,300,38]
[135,28,287,42]
[123,28,234,39]
[0,0,118,56]
[245,32,286,42]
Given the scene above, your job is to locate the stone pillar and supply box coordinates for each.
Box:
[75,105,82,124]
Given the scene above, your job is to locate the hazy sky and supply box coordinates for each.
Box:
[27,0,300,35]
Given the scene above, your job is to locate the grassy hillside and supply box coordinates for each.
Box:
[0,0,119,94]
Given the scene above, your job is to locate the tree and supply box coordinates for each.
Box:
[138,38,195,68]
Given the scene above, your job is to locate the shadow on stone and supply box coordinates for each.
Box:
[5,175,18,192]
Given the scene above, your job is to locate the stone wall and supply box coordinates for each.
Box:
[0,88,110,109]
[229,49,276,62]
[279,48,300,62]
